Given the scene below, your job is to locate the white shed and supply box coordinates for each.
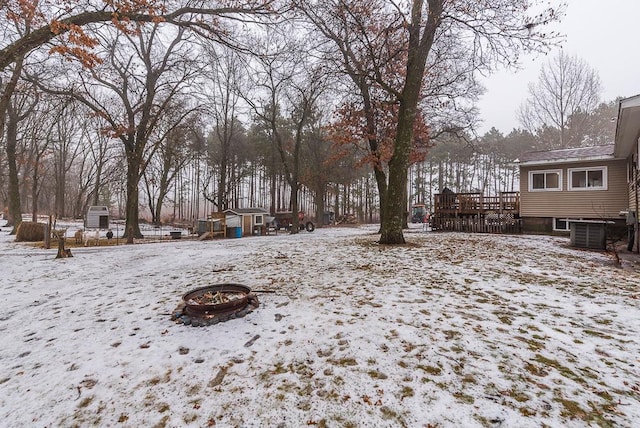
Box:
[85,206,110,229]
[224,208,268,236]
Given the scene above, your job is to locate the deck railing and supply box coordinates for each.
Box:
[432,216,522,234]
[434,191,520,215]
[432,191,521,234]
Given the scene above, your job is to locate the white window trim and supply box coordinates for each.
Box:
[254,214,264,225]
[553,217,571,232]
[567,166,608,191]
[528,169,563,192]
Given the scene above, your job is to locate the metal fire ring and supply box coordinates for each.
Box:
[182,283,251,317]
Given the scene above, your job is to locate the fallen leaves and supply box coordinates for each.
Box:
[362,395,383,406]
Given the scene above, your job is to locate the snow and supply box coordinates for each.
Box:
[1,220,639,427]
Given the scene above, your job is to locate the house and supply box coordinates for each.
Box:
[223,208,269,237]
[614,94,640,250]
[517,144,627,234]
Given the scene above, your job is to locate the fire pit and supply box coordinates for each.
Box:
[172,283,259,327]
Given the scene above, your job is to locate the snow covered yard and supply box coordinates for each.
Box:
[1,223,639,427]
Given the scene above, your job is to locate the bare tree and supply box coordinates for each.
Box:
[4,74,37,233]
[300,109,349,227]
[245,29,328,233]
[22,107,53,222]
[518,51,602,149]
[0,1,278,223]
[201,44,246,212]
[36,24,202,237]
[50,98,84,217]
[66,115,121,218]
[299,0,564,244]
[0,1,278,71]
[143,113,195,225]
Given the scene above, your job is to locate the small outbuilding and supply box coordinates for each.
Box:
[85,206,109,229]
[224,208,269,237]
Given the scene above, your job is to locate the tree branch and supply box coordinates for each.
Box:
[0,4,277,71]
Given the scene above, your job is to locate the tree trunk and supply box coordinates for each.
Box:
[380,94,421,244]
[6,107,22,234]
[31,163,39,223]
[145,176,157,224]
[314,184,326,229]
[154,173,172,226]
[290,150,301,233]
[379,0,442,244]
[55,152,66,217]
[124,154,143,239]
[269,162,277,216]
[91,163,102,207]
[218,146,228,212]
[54,229,72,258]
[373,166,387,232]
[402,187,409,229]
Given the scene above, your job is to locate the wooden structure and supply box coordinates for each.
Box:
[224,208,268,236]
[209,212,226,238]
[432,191,521,233]
[85,206,109,229]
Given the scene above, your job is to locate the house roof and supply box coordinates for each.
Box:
[614,93,640,158]
[224,208,268,215]
[517,144,615,166]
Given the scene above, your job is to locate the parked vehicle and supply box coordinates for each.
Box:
[411,204,428,223]
[273,211,315,232]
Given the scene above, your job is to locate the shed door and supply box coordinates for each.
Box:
[243,215,251,236]
[99,215,109,229]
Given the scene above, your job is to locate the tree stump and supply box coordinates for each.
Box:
[53,229,72,259]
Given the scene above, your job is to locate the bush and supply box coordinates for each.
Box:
[15,222,46,242]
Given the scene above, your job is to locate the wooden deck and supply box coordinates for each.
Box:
[432,191,521,233]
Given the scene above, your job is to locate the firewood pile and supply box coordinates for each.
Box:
[337,213,358,225]
[186,290,244,306]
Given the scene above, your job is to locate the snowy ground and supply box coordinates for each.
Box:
[1,220,639,427]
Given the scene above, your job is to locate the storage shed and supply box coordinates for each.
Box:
[85,206,109,229]
[224,208,269,236]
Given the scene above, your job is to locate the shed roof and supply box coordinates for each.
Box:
[224,208,269,215]
[517,144,615,166]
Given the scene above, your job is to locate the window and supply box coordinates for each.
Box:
[568,166,607,191]
[529,169,562,192]
[553,218,571,231]
[254,215,263,225]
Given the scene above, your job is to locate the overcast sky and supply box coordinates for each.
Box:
[476,0,640,135]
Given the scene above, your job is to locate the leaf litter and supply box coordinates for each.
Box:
[0,222,639,427]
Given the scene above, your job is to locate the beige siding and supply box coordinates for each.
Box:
[629,176,637,212]
[629,141,639,212]
[520,159,627,219]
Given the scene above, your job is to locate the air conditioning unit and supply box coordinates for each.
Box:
[570,222,606,250]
